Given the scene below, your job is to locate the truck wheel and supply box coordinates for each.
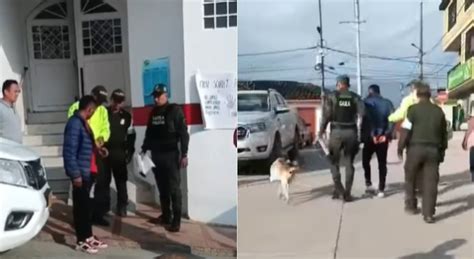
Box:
[265,134,282,173]
[288,129,300,161]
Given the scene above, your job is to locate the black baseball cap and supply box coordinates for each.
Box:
[91,85,108,104]
[336,75,350,86]
[151,84,168,98]
[111,89,126,103]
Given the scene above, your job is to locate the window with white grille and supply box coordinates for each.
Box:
[203,0,237,29]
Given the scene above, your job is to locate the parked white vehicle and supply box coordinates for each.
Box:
[0,137,50,253]
[237,89,299,170]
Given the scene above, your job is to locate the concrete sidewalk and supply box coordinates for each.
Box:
[238,133,473,259]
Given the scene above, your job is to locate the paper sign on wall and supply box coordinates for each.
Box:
[195,72,237,129]
[142,57,170,106]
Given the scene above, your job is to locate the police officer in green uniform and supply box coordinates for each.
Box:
[103,89,136,217]
[398,81,447,224]
[142,84,190,232]
[319,75,365,202]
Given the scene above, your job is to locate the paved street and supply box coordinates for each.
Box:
[238,132,474,259]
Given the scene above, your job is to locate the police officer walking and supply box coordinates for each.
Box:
[398,81,447,224]
[361,84,395,198]
[142,85,190,232]
[319,75,364,202]
[103,89,136,217]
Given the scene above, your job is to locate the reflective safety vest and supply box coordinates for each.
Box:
[67,101,110,142]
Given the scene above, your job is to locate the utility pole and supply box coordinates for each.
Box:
[355,0,362,96]
[411,1,424,80]
[420,0,424,80]
[340,0,365,96]
[317,0,325,96]
[316,0,325,137]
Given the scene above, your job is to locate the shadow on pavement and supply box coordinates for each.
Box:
[42,201,233,257]
[398,238,466,259]
[435,194,474,222]
[382,170,472,198]
[238,146,362,176]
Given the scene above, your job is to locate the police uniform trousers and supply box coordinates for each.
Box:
[328,128,359,195]
[151,150,182,226]
[404,145,440,217]
[93,149,129,217]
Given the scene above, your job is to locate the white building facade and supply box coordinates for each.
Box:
[0,0,237,226]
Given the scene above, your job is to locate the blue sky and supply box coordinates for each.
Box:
[238,0,458,104]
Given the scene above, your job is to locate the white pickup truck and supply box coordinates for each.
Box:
[0,137,51,253]
[237,89,300,171]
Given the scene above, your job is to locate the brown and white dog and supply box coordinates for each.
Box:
[269,158,299,203]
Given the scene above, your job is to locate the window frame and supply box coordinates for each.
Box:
[448,0,457,31]
[203,0,237,30]
[466,27,474,60]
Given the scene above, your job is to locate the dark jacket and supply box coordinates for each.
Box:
[63,113,94,181]
[361,95,394,143]
[106,107,135,152]
[398,100,448,160]
[142,103,189,156]
[320,89,365,133]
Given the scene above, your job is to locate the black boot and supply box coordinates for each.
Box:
[116,207,127,217]
[149,214,171,226]
[343,193,354,202]
[332,190,341,200]
[423,216,435,224]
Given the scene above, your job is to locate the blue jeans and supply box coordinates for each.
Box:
[470,148,474,182]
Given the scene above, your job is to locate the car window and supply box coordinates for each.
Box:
[269,93,279,109]
[276,94,287,107]
[238,93,270,112]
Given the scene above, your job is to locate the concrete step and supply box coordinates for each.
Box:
[26,123,65,135]
[23,134,63,146]
[27,111,67,124]
[30,145,62,157]
[45,167,67,181]
[42,156,63,168]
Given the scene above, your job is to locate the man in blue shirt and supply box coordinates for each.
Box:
[361,84,394,198]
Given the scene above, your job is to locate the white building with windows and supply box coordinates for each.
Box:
[0,0,237,226]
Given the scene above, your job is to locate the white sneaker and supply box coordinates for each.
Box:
[377,191,385,198]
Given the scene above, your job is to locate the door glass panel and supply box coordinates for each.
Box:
[82,19,122,55]
[35,2,67,19]
[32,25,71,59]
[81,0,117,14]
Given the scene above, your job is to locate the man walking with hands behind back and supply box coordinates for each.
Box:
[142,84,190,232]
[398,81,447,224]
[361,84,395,198]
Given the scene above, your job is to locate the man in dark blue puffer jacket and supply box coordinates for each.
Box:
[63,95,108,254]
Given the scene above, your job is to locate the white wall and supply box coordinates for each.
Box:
[182,0,238,226]
[0,0,28,131]
[126,0,188,211]
[126,0,185,107]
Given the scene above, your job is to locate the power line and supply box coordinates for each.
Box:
[238,46,317,57]
[324,46,450,66]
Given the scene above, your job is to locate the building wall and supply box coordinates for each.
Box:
[126,0,187,210]
[287,100,321,139]
[442,0,473,54]
[0,0,30,131]
[182,0,238,226]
